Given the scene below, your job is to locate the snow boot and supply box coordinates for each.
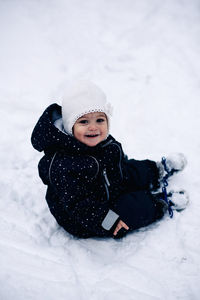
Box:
[164,153,187,174]
[157,153,187,180]
[168,190,189,211]
[154,190,189,214]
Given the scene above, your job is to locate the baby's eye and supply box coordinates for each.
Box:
[96,118,105,123]
[79,120,88,124]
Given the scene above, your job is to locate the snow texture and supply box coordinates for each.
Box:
[0,0,200,299]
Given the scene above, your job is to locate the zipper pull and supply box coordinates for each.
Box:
[103,169,110,187]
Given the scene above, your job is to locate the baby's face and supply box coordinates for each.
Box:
[73,112,108,147]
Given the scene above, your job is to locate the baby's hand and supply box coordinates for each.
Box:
[113,220,129,236]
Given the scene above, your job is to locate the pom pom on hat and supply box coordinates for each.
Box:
[62,80,113,134]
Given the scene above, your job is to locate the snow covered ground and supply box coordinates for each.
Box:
[0,0,200,299]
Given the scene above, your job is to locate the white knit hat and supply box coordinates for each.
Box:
[62,80,113,134]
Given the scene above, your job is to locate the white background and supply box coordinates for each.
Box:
[0,0,200,299]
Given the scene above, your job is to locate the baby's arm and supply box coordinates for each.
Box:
[39,152,121,236]
[49,172,114,235]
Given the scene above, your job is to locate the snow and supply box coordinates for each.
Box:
[0,0,200,299]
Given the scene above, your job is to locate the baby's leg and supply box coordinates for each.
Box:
[114,191,165,233]
[124,159,160,191]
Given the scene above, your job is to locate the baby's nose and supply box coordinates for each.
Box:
[88,123,97,130]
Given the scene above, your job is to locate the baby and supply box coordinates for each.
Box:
[31,80,188,239]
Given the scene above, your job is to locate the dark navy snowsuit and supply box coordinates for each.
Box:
[31,104,163,238]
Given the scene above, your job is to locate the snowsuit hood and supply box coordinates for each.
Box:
[31,103,114,155]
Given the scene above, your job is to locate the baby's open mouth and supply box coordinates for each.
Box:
[85,134,99,138]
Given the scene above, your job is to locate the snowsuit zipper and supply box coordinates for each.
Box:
[112,143,123,181]
[103,168,110,201]
[89,155,111,201]
[89,155,100,179]
[103,168,110,187]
